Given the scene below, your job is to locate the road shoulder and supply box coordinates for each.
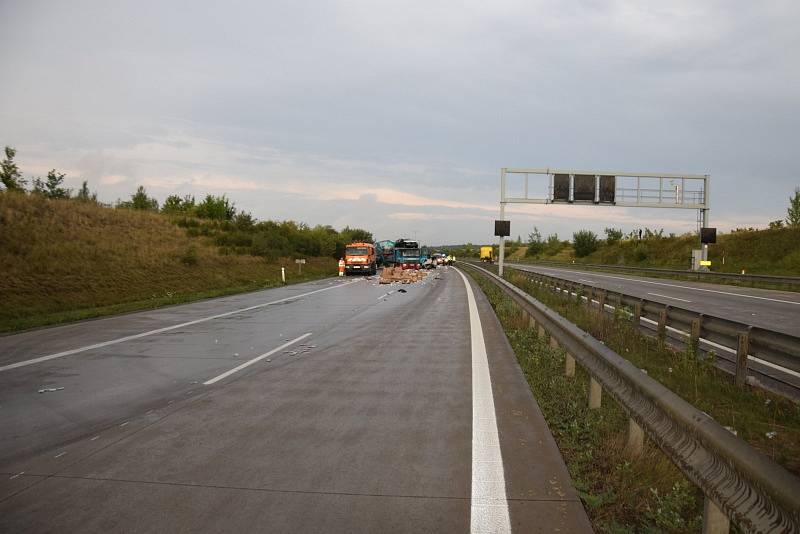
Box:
[463,269,593,533]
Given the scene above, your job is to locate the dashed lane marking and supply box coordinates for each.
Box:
[1,280,358,373]
[203,333,312,385]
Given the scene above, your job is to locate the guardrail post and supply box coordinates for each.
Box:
[690,316,702,353]
[549,336,559,349]
[658,308,668,340]
[528,314,536,330]
[585,287,593,309]
[564,353,575,377]
[702,497,730,534]
[589,377,602,409]
[538,324,546,338]
[626,418,644,457]
[633,300,642,325]
[597,291,606,315]
[735,330,750,387]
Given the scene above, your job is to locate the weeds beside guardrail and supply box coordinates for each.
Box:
[507,265,800,400]
[460,261,800,533]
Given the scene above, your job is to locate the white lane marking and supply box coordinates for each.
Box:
[455,268,512,534]
[119,421,129,427]
[647,292,691,303]
[90,435,100,441]
[203,333,312,385]
[1,280,358,373]
[54,451,66,459]
[513,265,800,305]
[9,472,24,480]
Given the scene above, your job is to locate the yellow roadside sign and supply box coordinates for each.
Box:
[700,260,712,266]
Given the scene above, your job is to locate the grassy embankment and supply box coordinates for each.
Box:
[507,227,800,275]
[0,193,336,332]
[500,228,800,291]
[466,267,800,533]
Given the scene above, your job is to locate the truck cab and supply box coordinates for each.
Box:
[393,239,421,270]
[345,242,377,275]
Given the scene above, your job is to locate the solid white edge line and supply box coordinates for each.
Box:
[1,280,359,373]
[455,268,512,534]
[203,333,312,385]
[512,264,800,305]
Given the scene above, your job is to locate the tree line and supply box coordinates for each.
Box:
[0,146,372,260]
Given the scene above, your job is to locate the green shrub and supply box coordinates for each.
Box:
[573,230,599,257]
[527,227,544,256]
[632,244,648,262]
[604,227,623,245]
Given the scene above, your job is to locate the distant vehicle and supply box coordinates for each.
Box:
[393,238,421,269]
[431,253,446,265]
[345,242,377,275]
[375,240,395,266]
[422,257,436,269]
[480,246,494,263]
[419,248,430,267]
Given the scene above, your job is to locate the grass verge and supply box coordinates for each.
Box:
[501,268,800,475]
[1,266,335,334]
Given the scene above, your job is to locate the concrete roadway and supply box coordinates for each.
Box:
[0,268,591,533]
[506,263,800,336]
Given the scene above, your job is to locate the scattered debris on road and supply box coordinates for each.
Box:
[38,387,64,394]
[379,267,429,284]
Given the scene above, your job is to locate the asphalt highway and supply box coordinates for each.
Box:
[0,268,591,533]
[506,263,800,336]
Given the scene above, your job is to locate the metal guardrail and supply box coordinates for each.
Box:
[460,262,800,533]
[515,259,800,287]
[507,267,800,391]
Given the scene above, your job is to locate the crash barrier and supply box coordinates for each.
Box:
[507,268,800,394]
[460,262,800,533]
[514,259,800,288]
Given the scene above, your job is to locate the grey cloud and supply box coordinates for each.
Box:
[1,0,798,244]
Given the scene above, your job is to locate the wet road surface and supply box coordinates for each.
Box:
[0,268,590,533]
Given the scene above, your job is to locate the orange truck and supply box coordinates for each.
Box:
[344,242,378,275]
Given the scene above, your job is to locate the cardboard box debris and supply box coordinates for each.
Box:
[379,266,429,284]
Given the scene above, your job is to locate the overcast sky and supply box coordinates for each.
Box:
[1,0,798,244]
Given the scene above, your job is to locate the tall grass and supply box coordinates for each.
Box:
[0,192,336,332]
